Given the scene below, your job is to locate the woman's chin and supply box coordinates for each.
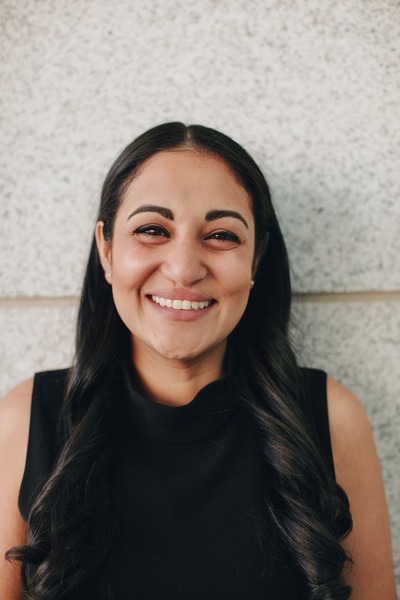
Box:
[153,344,205,363]
[134,335,226,366]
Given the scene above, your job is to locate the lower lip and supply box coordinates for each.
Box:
[146,296,216,321]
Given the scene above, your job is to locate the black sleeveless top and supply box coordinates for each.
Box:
[19,368,334,599]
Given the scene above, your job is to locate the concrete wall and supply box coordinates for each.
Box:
[1,0,399,590]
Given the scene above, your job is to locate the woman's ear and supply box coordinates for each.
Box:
[95,221,113,284]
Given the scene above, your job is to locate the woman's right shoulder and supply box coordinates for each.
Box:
[1,369,69,425]
[0,379,33,598]
[0,377,34,441]
[0,378,34,488]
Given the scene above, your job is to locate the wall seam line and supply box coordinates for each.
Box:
[0,291,400,308]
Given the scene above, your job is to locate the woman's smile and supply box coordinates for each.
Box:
[150,296,213,310]
[96,149,256,364]
[146,292,216,323]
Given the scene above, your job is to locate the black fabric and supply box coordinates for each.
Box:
[301,368,335,477]
[19,367,332,599]
[19,369,67,520]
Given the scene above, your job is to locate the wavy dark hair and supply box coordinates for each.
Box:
[7,122,352,598]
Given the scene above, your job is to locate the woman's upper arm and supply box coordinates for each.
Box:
[327,376,397,599]
[0,378,33,599]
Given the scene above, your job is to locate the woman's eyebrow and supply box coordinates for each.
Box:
[205,209,249,229]
[126,205,248,229]
[127,204,174,221]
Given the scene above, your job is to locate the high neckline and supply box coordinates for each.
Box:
[122,371,237,444]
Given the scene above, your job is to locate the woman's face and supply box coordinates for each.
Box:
[96,150,255,366]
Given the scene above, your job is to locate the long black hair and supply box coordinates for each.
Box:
[7,122,352,598]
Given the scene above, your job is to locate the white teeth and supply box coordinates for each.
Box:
[151,296,212,310]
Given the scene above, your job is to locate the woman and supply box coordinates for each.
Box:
[0,123,396,599]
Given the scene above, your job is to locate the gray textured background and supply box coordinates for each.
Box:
[1,0,399,591]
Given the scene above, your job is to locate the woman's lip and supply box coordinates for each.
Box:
[146,290,215,302]
[146,295,216,319]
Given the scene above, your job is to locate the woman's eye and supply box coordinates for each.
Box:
[133,225,170,238]
[205,231,241,244]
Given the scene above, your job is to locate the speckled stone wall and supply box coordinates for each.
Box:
[1,0,399,590]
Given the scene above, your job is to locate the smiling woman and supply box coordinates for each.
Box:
[95,151,255,393]
[0,123,396,599]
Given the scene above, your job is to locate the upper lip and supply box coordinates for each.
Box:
[147,290,215,302]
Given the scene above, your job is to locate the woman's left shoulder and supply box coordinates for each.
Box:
[326,376,397,599]
[326,376,371,464]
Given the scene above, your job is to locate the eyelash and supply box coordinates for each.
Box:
[134,225,170,237]
[204,231,241,244]
[133,225,241,245]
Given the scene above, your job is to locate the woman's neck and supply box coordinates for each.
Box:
[130,342,227,407]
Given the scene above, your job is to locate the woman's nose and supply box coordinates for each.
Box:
[160,240,208,287]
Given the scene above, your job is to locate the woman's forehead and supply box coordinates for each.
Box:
[119,149,254,217]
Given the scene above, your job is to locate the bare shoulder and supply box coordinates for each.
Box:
[0,379,33,598]
[326,377,372,467]
[0,377,33,485]
[326,376,368,424]
[0,378,33,441]
[326,376,397,599]
[1,377,34,409]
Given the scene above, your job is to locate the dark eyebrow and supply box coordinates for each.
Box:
[127,205,174,221]
[205,209,249,229]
